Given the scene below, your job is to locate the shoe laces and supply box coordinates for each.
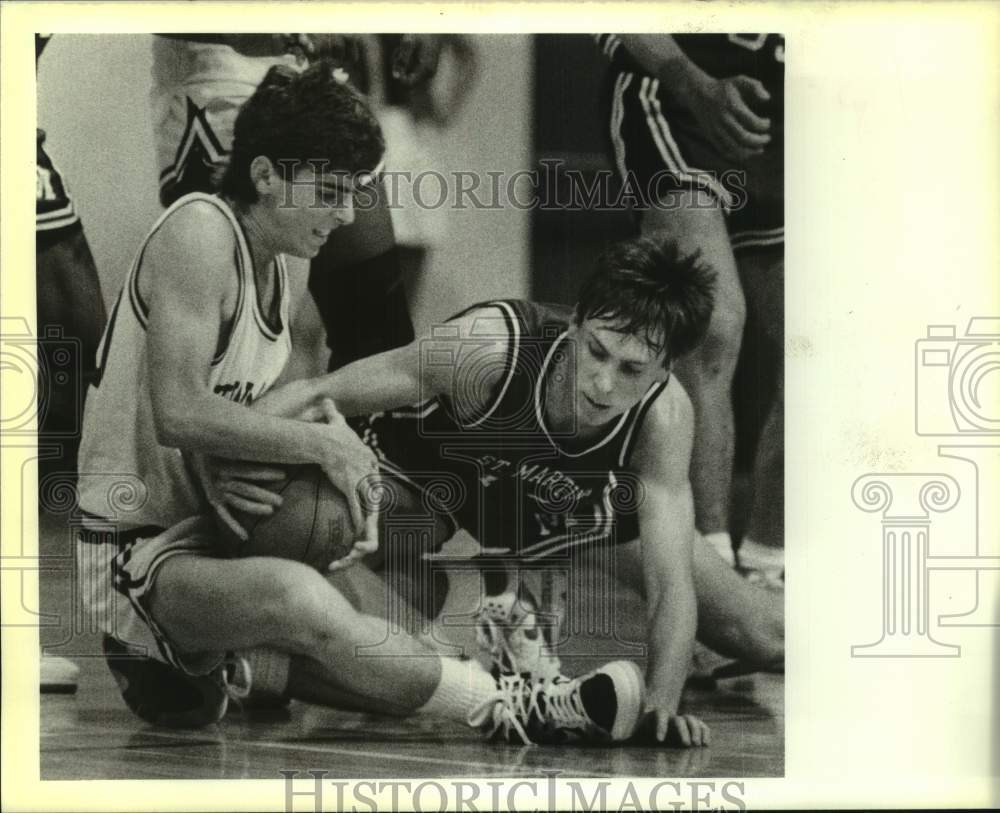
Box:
[536,676,590,732]
[467,673,592,745]
[467,672,545,745]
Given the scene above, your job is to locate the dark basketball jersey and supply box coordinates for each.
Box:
[357,300,669,560]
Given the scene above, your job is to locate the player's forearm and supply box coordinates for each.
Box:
[305,346,426,418]
[645,576,698,715]
[154,390,327,466]
[616,35,711,101]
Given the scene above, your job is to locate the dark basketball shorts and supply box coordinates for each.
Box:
[606,71,784,254]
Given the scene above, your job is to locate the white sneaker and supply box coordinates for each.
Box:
[40,652,78,694]
[475,589,562,679]
[468,659,645,745]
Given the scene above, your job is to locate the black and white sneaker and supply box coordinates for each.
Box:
[468,660,645,745]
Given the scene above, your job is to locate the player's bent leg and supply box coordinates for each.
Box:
[148,554,443,709]
[691,537,783,668]
[615,537,783,669]
[642,194,745,556]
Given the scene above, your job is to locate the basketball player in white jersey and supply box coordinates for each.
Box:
[76,60,647,745]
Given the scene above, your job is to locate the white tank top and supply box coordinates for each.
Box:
[77,193,292,529]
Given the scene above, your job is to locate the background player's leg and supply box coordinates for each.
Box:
[615,538,783,668]
[308,178,415,371]
[736,246,785,581]
[641,190,746,563]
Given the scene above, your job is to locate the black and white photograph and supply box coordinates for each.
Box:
[32,27,784,782]
[2,2,996,811]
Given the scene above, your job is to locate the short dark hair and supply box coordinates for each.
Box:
[218,59,385,203]
[574,236,717,367]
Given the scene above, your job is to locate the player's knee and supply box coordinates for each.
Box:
[259,563,357,652]
[256,563,327,629]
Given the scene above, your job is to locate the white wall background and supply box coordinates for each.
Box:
[36,34,532,335]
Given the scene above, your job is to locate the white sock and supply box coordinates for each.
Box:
[243,647,291,696]
[703,531,736,567]
[418,656,497,723]
[738,537,784,573]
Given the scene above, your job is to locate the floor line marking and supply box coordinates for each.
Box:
[133,729,600,776]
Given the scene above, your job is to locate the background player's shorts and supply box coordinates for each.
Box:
[77,515,225,676]
[605,71,784,254]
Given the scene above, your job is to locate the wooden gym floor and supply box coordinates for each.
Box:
[38,510,784,780]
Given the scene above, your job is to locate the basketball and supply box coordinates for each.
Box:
[217,464,357,571]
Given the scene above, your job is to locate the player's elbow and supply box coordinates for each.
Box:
[149,390,203,449]
[151,403,190,449]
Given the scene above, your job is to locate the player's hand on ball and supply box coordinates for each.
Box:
[191,454,286,542]
[214,460,287,514]
[684,73,771,162]
[315,399,382,562]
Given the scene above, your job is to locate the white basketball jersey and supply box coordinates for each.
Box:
[77,193,292,529]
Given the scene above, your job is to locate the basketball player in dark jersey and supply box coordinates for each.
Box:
[598,35,785,583]
[239,236,783,746]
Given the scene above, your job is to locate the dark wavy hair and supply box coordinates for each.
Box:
[574,236,717,367]
[218,59,385,203]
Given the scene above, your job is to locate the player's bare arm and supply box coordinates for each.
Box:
[630,376,710,746]
[617,34,771,161]
[214,304,510,542]
[254,304,511,422]
[140,201,378,538]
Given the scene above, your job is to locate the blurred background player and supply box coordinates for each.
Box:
[361,34,479,309]
[598,34,785,584]
[76,62,644,745]
[36,33,109,693]
[150,33,445,377]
